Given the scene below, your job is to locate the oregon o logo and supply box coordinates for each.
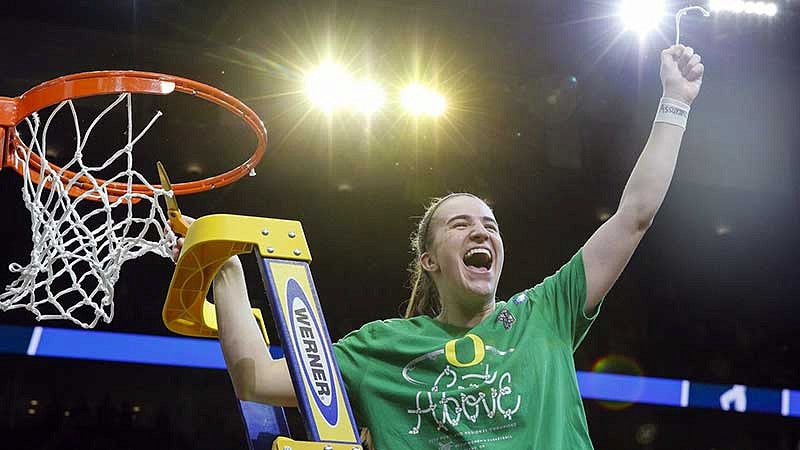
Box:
[444,333,485,367]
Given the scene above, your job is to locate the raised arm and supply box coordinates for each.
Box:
[172,219,297,407]
[213,257,298,406]
[582,44,705,314]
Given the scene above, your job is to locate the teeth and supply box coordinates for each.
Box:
[465,248,491,258]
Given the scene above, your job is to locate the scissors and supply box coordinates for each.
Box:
[157,161,190,236]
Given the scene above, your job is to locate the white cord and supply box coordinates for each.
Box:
[675,6,711,46]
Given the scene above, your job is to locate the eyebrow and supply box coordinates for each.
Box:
[445,214,499,226]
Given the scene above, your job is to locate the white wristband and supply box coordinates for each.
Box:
[654,97,690,129]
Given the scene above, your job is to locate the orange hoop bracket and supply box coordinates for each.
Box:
[0,70,267,198]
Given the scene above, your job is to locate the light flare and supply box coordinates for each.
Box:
[618,0,667,35]
[304,62,353,112]
[402,84,447,117]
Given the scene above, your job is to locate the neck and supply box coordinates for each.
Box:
[436,296,496,328]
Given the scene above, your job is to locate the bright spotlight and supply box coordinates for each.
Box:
[714,0,746,13]
[304,62,353,112]
[710,0,778,16]
[766,3,778,16]
[619,0,666,35]
[401,84,446,117]
[351,79,386,115]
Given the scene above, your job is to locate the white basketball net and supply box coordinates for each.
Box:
[0,93,176,328]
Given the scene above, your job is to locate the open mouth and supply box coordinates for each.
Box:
[463,247,493,272]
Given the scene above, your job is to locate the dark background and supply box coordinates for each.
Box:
[1,0,799,448]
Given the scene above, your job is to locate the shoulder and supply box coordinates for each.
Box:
[338,316,432,343]
[522,250,586,297]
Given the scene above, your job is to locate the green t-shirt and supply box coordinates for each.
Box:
[333,250,600,450]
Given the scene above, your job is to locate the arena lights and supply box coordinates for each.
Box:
[401,84,447,117]
[351,79,386,115]
[304,63,352,112]
[303,62,386,114]
[709,0,779,16]
[619,0,667,34]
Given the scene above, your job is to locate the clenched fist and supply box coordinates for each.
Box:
[661,44,704,106]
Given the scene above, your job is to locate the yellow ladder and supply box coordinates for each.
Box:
[162,214,361,450]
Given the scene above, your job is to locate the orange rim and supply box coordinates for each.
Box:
[0,70,266,198]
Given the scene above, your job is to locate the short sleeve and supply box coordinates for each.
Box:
[332,324,374,425]
[523,249,601,351]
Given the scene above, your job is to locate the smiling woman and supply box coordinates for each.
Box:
[415,194,504,327]
[404,193,500,320]
[331,190,599,450]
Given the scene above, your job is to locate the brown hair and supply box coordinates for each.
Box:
[403,192,485,318]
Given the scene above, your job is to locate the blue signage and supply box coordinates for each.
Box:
[0,324,797,418]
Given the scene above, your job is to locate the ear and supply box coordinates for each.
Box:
[420,252,438,272]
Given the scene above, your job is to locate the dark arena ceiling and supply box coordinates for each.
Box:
[1,1,800,449]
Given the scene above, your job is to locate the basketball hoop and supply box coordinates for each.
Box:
[0,71,268,328]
